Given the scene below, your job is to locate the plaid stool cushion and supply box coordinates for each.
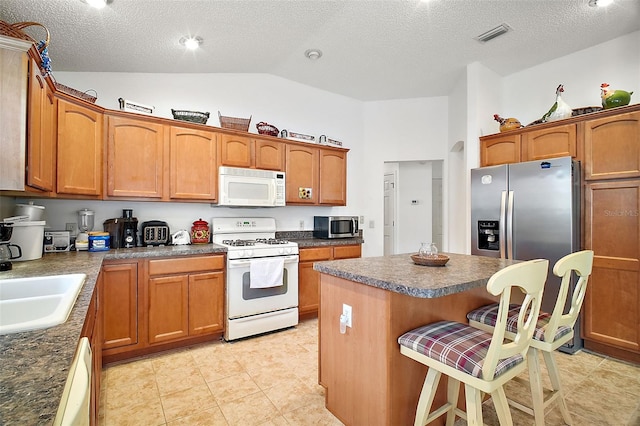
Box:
[398,321,523,379]
[467,303,573,342]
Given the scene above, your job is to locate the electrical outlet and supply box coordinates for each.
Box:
[65,223,78,235]
[342,303,352,328]
[299,220,305,230]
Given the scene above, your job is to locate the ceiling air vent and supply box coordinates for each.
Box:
[475,23,511,43]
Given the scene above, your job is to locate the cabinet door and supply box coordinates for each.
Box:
[188,271,224,335]
[102,262,138,350]
[148,275,189,344]
[26,58,56,192]
[583,180,640,353]
[107,116,165,198]
[286,144,319,204]
[479,134,521,166]
[254,138,284,171]
[56,98,103,196]
[522,124,576,161]
[319,149,347,205]
[219,134,251,168]
[81,285,101,426]
[584,111,640,181]
[170,126,217,200]
[298,247,332,317]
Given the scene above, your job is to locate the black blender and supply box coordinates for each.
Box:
[121,209,138,248]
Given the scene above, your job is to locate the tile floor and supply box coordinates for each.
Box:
[100,318,640,426]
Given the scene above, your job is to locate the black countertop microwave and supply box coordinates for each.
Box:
[313,216,359,239]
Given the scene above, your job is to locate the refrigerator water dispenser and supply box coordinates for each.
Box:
[477,221,500,251]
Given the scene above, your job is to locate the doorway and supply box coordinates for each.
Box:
[383,161,443,255]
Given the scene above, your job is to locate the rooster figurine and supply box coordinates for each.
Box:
[601,83,633,109]
[541,84,572,122]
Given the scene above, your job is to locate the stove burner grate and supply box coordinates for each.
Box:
[255,238,290,245]
[221,239,256,247]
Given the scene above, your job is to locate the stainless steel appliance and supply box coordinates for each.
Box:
[141,220,170,246]
[313,216,359,239]
[211,217,299,341]
[471,156,580,353]
[218,166,286,207]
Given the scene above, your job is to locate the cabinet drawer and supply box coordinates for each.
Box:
[148,255,224,275]
[299,247,332,262]
[333,245,362,259]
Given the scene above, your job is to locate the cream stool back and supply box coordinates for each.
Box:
[398,259,548,426]
[467,250,594,425]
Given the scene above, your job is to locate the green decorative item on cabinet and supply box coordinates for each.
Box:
[600,83,633,109]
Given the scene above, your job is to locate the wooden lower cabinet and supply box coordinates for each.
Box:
[298,244,361,318]
[147,255,225,345]
[583,179,640,363]
[101,261,139,351]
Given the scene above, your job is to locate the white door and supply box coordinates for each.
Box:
[383,172,396,255]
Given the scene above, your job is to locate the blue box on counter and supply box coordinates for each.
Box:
[88,232,110,252]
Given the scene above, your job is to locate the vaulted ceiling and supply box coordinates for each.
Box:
[2,0,639,101]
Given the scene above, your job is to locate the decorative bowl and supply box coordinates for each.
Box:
[411,253,449,267]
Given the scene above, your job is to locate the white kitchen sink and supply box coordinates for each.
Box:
[0,274,86,335]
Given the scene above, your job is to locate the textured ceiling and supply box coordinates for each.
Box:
[2,0,639,101]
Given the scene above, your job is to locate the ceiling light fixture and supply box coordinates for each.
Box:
[589,0,614,7]
[305,49,323,60]
[474,23,511,43]
[83,0,107,9]
[180,36,203,50]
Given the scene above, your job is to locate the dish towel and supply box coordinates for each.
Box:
[250,257,285,288]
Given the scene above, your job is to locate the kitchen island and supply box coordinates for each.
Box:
[313,252,519,426]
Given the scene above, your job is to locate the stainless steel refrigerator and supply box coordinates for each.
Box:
[470,156,581,353]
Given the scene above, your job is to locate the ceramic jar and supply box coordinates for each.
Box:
[191,218,210,244]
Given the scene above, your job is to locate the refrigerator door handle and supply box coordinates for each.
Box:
[499,190,507,259]
[506,190,514,259]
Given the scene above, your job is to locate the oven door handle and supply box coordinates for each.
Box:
[228,255,299,268]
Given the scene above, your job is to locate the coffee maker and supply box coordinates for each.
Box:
[1,222,22,271]
[121,209,138,248]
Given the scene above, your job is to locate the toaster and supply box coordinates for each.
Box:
[141,220,170,246]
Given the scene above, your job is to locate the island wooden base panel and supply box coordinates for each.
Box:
[319,274,499,426]
[583,339,640,365]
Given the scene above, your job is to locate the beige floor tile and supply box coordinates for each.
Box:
[566,374,639,425]
[166,406,229,426]
[283,397,344,425]
[199,358,246,382]
[216,391,280,426]
[207,372,261,404]
[105,397,166,426]
[151,348,197,374]
[161,383,218,422]
[156,364,207,396]
[246,362,301,391]
[263,379,325,414]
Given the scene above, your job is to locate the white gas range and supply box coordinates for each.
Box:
[211,217,299,341]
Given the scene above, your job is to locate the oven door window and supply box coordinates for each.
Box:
[242,269,289,299]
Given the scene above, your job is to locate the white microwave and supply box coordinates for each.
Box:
[218,166,286,207]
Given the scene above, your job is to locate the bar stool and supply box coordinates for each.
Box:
[467,250,594,425]
[398,259,548,426]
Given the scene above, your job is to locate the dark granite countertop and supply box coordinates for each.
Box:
[313,252,519,298]
[0,243,227,426]
[276,230,364,248]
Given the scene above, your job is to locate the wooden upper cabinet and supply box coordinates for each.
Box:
[57,98,103,196]
[522,123,576,161]
[219,134,285,171]
[170,126,217,200]
[26,57,56,192]
[286,144,319,204]
[319,148,347,205]
[584,111,640,181]
[219,134,252,168]
[107,115,166,198]
[479,133,521,166]
[254,138,284,171]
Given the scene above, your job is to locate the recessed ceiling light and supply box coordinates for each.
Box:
[83,0,107,9]
[305,49,323,60]
[180,36,203,50]
[589,0,614,7]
